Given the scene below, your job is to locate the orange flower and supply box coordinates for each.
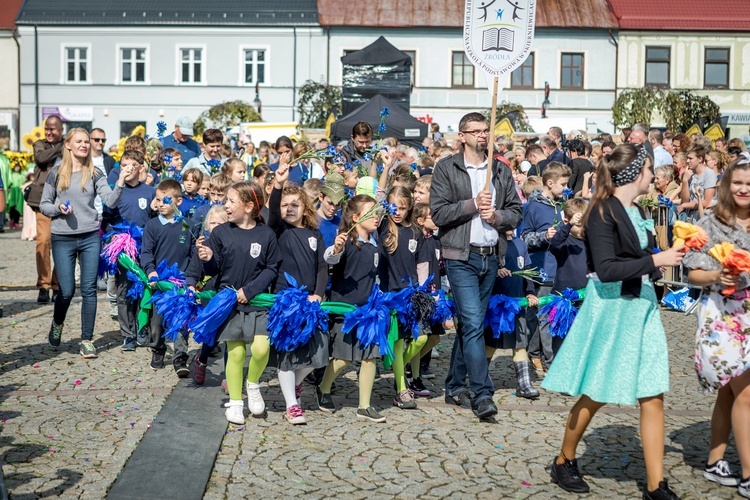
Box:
[673,221,708,250]
[708,242,750,296]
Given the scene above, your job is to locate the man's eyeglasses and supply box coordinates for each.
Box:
[461,129,490,136]
[91,138,106,143]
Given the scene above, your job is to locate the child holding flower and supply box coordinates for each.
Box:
[683,153,750,495]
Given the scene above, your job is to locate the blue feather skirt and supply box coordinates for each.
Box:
[329,316,380,362]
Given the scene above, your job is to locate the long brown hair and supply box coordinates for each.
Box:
[56,128,96,192]
[383,186,415,254]
[582,143,652,227]
[281,184,318,229]
[230,181,266,222]
[714,157,750,227]
[339,195,376,248]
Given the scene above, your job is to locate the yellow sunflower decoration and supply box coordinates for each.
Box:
[22,126,45,151]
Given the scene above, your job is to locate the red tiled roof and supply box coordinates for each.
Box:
[607,0,750,31]
[0,0,24,29]
[318,0,618,29]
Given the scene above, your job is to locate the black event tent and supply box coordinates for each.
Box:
[341,36,412,116]
[330,95,428,148]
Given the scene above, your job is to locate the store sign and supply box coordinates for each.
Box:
[42,106,94,122]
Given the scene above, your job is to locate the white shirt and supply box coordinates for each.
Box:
[652,145,672,168]
[464,155,498,247]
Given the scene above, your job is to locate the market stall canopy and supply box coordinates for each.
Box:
[330,94,427,148]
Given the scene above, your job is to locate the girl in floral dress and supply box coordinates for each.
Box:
[684,153,750,496]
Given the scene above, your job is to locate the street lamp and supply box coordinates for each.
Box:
[253,82,262,119]
[541,81,551,118]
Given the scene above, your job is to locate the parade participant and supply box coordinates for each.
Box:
[317,173,345,248]
[179,168,207,219]
[521,161,571,372]
[684,154,750,495]
[430,112,523,419]
[141,179,196,374]
[679,145,717,222]
[317,195,384,423]
[378,185,430,409]
[191,173,231,228]
[160,116,201,164]
[185,129,227,177]
[195,181,281,424]
[188,204,228,386]
[101,150,155,351]
[221,158,248,184]
[29,115,63,304]
[267,162,328,425]
[542,144,684,499]
[39,128,128,358]
[340,122,373,168]
[483,229,540,399]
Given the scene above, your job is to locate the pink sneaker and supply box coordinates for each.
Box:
[284,404,307,425]
[295,383,303,406]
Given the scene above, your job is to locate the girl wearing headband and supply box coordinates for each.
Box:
[542,144,685,499]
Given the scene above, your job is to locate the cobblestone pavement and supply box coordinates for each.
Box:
[0,230,738,499]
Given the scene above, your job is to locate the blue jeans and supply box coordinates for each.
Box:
[445,252,498,405]
[51,230,101,341]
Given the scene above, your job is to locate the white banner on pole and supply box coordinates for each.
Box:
[463,0,537,93]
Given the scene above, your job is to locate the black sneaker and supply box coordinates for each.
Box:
[643,480,680,500]
[174,359,190,378]
[356,407,386,423]
[703,459,740,486]
[550,456,590,494]
[37,289,50,303]
[150,350,165,370]
[51,290,59,303]
[315,385,336,413]
[136,328,149,347]
[48,321,63,348]
[473,399,498,419]
[121,337,136,352]
[445,390,472,409]
[408,377,431,398]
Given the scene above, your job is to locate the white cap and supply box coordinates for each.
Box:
[521,160,532,173]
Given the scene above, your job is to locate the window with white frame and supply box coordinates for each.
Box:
[121,47,148,83]
[243,49,266,85]
[64,47,89,83]
[180,48,203,84]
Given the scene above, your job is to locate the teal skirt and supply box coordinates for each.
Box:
[541,277,669,405]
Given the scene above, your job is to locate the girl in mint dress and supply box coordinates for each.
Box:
[542,145,684,500]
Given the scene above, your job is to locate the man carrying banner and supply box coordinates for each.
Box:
[430,112,523,419]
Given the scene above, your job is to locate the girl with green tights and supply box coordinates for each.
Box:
[194,181,281,425]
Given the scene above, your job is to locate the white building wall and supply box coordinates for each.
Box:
[18,26,327,139]
[0,32,20,149]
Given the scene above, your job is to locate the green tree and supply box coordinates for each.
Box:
[484,102,533,133]
[297,79,342,129]
[612,89,720,132]
[194,101,261,136]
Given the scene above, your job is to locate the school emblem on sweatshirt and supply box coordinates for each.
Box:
[250,243,261,258]
[373,253,379,267]
[517,256,525,269]
[435,249,441,260]
[308,237,317,251]
[408,239,418,253]
[138,198,148,210]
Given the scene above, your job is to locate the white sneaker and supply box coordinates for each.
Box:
[246,381,266,416]
[431,347,440,359]
[224,400,245,425]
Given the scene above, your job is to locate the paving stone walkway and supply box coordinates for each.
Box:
[0,231,737,498]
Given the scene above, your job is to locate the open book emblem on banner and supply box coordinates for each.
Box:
[464,0,537,78]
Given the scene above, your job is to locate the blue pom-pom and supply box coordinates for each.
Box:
[126,271,146,300]
[485,294,522,337]
[538,288,580,338]
[152,288,199,342]
[189,288,238,345]
[342,285,394,356]
[267,273,328,352]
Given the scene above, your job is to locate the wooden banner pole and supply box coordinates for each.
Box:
[484,75,499,191]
